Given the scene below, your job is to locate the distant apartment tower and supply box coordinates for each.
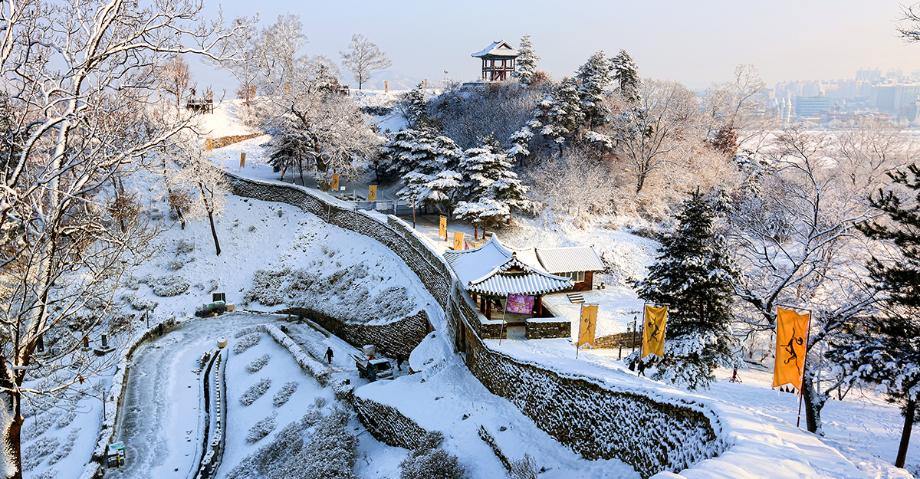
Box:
[875,83,920,120]
[794,95,832,118]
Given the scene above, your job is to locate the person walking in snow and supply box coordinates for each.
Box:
[396,354,404,371]
[325,347,334,365]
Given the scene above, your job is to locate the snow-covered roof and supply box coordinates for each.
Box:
[535,246,605,274]
[444,235,515,285]
[468,261,572,296]
[471,41,519,58]
[444,236,572,296]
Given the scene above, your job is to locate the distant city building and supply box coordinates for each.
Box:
[794,95,832,118]
[874,83,920,120]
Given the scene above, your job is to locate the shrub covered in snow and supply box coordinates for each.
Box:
[175,239,195,254]
[47,428,80,465]
[22,436,59,470]
[120,293,157,311]
[399,431,465,479]
[399,444,465,479]
[233,333,261,354]
[272,381,298,407]
[227,408,354,479]
[150,275,190,297]
[246,354,271,373]
[239,378,272,406]
[244,265,415,323]
[246,412,277,443]
[509,454,539,479]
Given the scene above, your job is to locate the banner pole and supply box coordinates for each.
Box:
[796,312,813,429]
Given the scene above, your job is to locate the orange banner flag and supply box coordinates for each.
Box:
[641,304,668,358]
[330,174,340,191]
[577,304,599,348]
[368,184,378,201]
[439,215,447,240]
[773,307,811,391]
[453,231,465,250]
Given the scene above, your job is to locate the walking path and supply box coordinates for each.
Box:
[108,314,275,479]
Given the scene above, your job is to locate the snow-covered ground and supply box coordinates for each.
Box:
[486,339,914,478]
[109,314,275,479]
[361,331,641,478]
[217,328,335,477]
[22,97,907,479]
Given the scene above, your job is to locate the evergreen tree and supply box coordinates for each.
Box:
[631,190,736,389]
[455,135,532,227]
[513,35,539,86]
[530,77,584,154]
[612,49,641,104]
[829,164,920,468]
[401,82,432,128]
[507,126,533,166]
[576,51,614,128]
[394,129,463,214]
[268,126,314,183]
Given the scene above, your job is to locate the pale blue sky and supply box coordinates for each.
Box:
[196,0,920,92]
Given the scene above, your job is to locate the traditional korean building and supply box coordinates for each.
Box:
[523,246,605,292]
[471,41,519,82]
[444,236,573,339]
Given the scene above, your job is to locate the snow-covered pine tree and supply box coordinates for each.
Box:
[455,135,532,228]
[531,77,584,154]
[401,82,432,128]
[612,49,641,104]
[379,128,424,178]
[395,130,463,214]
[631,189,736,389]
[576,51,614,128]
[269,126,313,182]
[513,35,539,86]
[828,164,920,468]
[507,126,533,166]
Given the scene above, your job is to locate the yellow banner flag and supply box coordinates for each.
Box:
[453,231,465,250]
[773,307,811,391]
[577,304,599,348]
[439,215,447,240]
[368,184,378,201]
[641,304,668,358]
[330,174,340,191]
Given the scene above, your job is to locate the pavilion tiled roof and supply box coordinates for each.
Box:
[444,236,572,296]
[471,41,519,58]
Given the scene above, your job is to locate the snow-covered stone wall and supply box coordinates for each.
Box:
[223,173,725,478]
[281,307,431,360]
[350,394,433,450]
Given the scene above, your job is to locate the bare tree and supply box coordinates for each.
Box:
[610,80,698,195]
[727,128,898,434]
[340,34,391,90]
[166,133,228,255]
[160,55,192,109]
[701,65,773,156]
[0,0,243,475]
[255,14,307,96]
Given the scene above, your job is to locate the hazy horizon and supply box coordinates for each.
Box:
[193,0,920,92]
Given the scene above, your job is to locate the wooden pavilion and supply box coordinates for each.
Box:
[471,41,519,82]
